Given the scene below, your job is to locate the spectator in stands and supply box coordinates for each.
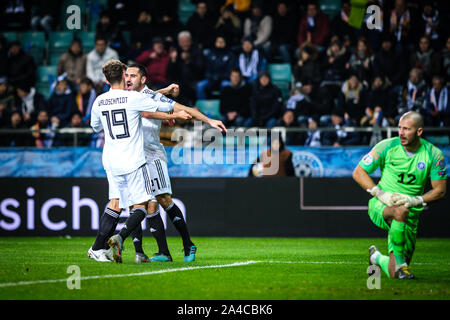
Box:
[304,115,323,147]
[297,0,330,52]
[86,36,119,94]
[75,77,97,124]
[57,39,87,90]
[321,36,349,99]
[135,37,170,90]
[0,36,8,78]
[372,33,408,89]
[418,1,442,50]
[60,111,92,147]
[396,68,428,120]
[425,75,449,127]
[236,36,266,83]
[167,31,203,106]
[7,41,36,89]
[242,1,273,52]
[288,80,322,126]
[322,108,360,146]
[221,0,251,21]
[129,9,156,60]
[249,136,295,177]
[219,68,252,127]
[409,36,441,83]
[442,36,450,82]
[388,0,419,53]
[47,79,77,128]
[214,5,242,50]
[196,35,235,99]
[16,83,47,126]
[0,111,32,146]
[30,1,60,34]
[30,109,58,148]
[0,77,16,120]
[337,73,367,125]
[330,0,356,46]
[346,37,374,85]
[1,0,30,30]
[96,10,127,59]
[269,1,298,63]
[186,1,216,50]
[156,9,183,43]
[293,43,321,86]
[249,71,283,128]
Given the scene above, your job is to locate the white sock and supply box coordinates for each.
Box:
[370,251,381,265]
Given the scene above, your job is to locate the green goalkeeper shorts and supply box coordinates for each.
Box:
[368,197,418,261]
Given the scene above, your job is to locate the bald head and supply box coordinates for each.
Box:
[400,111,424,129]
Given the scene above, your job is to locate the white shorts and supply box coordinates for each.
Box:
[147,158,172,196]
[106,164,156,209]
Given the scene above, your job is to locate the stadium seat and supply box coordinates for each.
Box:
[48,52,62,66]
[1,31,18,43]
[48,31,74,53]
[179,0,196,24]
[195,99,221,120]
[76,31,96,52]
[268,63,293,99]
[37,65,57,85]
[37,85,51,99]
[20,32,46,65]
[319,0,341,19]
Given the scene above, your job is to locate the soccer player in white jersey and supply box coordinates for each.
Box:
[124,63,227,262]
[88,60,191,263]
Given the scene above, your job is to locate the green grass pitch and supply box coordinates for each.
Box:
[0,237,449,300]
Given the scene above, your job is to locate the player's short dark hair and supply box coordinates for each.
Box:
[102,59,127,85]
[127,63,148,79]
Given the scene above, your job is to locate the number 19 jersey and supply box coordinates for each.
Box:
[359,137,447,199]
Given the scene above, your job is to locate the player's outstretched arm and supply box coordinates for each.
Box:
[173,102,227,132]
[141,110,192,121]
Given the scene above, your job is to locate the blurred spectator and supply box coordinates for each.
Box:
[47,79,77,128]
[304,115,323,147]
[242,1,273,51]
[221,0,251,21]
[167,31,203,106]
[425,75,449,127]
[30,109,58,147]
[297,0,330,51]
[321,36,349,99]
[0,77,16,118]
[156,10,183,43]
[322,108,360,146]
[269,1,298,63]
[57,39,87,90]
[0,111,32,146]
[30,1,60,34]
[293,43,321,86]
[372,33,408,88]
[135,37,170,90]
[214,5,242,49]
[396,68,428,120]
[0,36,7,78]
[196,36,235,99]
[249,71,283,128]
[346,37,374,84]
[249,136,294,177]
[75,77,97,123]
[129,10,156,60]
[219,68,252,127]
[95,10,127,59]
[337,73,367,124]
[86,36,119,94]
[409,36,441,82]
[7,41,36,89]
[388,0,418,53]
[186,1,216,50]
[60,111,92,146]
[442,36,450,82]
[237,37,267,83]
[418,1,442,50]
[106,0,139,29]
[330,0,356,46]
[16,83,47,126]
[286,81,322,126]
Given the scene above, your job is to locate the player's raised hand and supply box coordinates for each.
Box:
[208,119,227,132]
[391,193,426,208]
[166,84,180,97]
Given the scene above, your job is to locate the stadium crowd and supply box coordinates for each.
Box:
[0,0,449,147]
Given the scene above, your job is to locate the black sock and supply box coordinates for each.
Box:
[148,211,170,256]
[130,224,144,254]
[118,208,147,241]
[93,207,121,251]
[166,202,193,249]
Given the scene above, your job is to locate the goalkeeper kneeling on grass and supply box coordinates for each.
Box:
[353,111,447,279]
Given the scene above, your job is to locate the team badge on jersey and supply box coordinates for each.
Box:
[438,158,446,170]
[362,154,373,165]
[417,161,426,170]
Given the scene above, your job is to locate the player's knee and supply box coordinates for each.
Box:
[393,206,409,222]
[156,194,172,209]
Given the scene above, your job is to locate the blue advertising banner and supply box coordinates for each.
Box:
[1,146,449,178]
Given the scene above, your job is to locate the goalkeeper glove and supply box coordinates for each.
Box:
[391,193,426,208]
[367,186,395,207]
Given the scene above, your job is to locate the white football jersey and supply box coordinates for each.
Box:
[90,88,174,175]
[140,85,168,162]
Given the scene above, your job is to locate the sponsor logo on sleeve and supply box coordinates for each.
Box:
[362,154,374,166]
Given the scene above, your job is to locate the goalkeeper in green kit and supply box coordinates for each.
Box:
[353,111,447,279]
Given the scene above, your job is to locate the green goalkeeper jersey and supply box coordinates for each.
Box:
[359,137,447,201]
